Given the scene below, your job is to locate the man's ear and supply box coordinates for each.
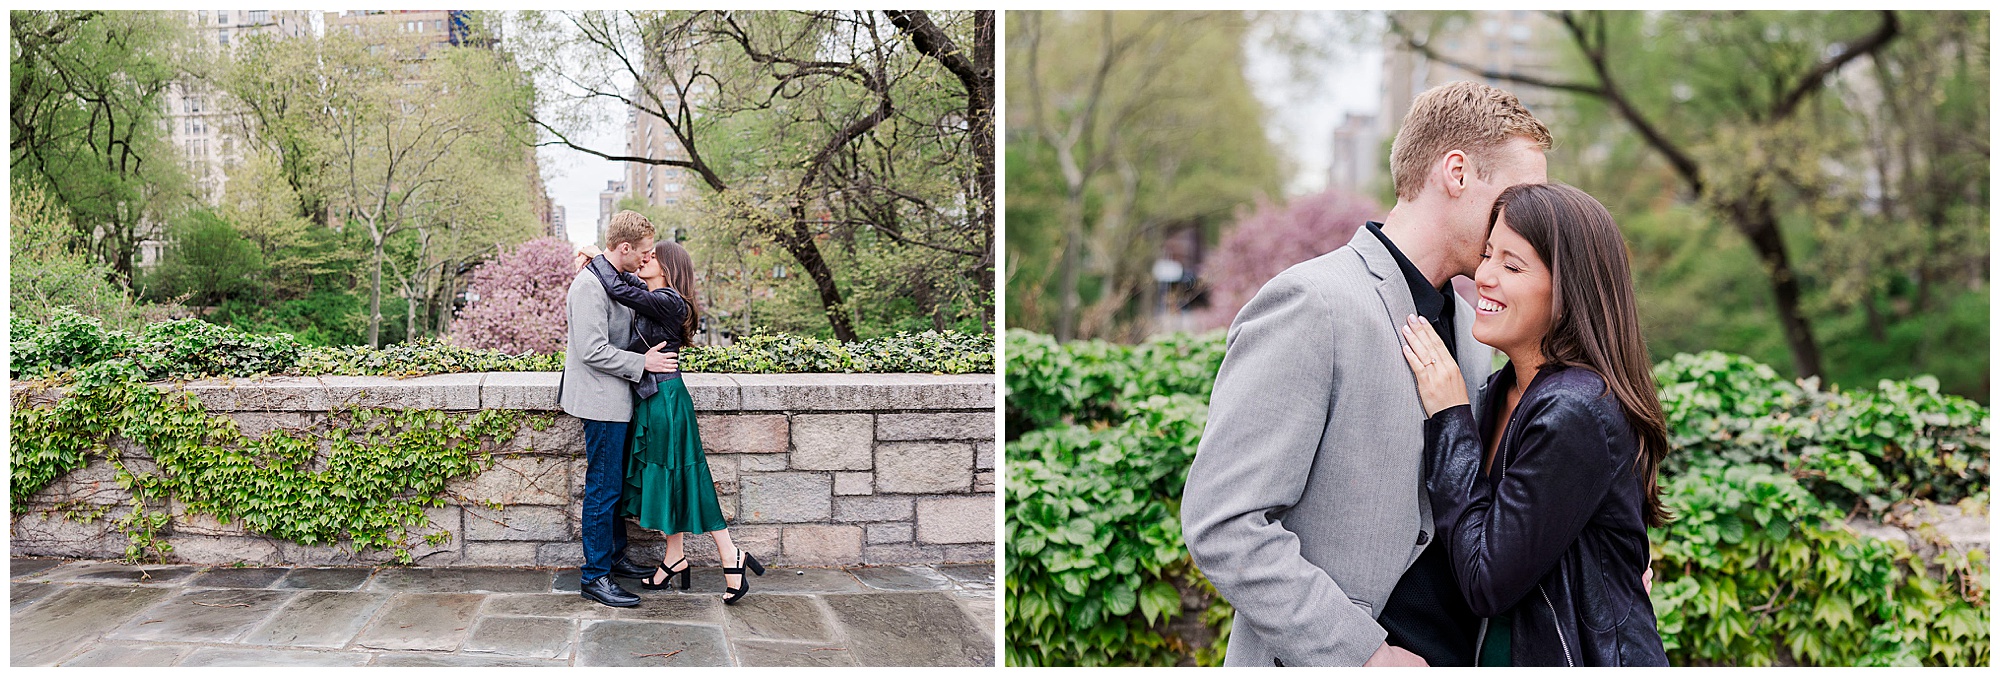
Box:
[1441,150,1469,199]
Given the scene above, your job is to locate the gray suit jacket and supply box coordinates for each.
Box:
[559,259,646,422]
[1181,232,1490,667]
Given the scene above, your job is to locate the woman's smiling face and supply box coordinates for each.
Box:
[1471,211,1554,356]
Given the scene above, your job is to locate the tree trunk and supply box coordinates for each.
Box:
[1055,187,1087,342]
[1729,194,1824,379]
[784,205,858,342]
[368,232,384,348]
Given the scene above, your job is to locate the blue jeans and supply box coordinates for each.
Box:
[580,419,631,582]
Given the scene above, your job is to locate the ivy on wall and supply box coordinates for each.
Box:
[11,357,536,563]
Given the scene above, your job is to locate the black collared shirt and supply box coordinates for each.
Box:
[1364,222,1457,356]
[1364,221,1479,667]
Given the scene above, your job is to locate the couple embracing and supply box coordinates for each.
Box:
[559,210,765,609]
[1183,82,1670,667]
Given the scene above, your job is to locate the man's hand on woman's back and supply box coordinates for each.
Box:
[644,341,678,373]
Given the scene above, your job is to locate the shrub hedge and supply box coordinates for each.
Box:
[1004,329,1989,667]
[10,307,994,381]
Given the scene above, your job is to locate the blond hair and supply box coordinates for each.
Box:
[605,210,656,251]
[1389,81,1553,202]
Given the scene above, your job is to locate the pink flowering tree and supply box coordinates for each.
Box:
[1198,188,1386,329]
[448,237,576,354]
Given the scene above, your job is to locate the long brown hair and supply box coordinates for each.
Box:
[653,241,700,344]
[1489,183,1671,527]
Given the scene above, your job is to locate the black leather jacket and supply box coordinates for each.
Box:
[585,256,687,399]
[1423,364,1668,667]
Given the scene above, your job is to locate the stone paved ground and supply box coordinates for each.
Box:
[10,558,995,667]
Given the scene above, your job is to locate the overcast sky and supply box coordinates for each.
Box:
[1243,12,1386,197]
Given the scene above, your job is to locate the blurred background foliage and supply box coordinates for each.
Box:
[1003,9,1988,401]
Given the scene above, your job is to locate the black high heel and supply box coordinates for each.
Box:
[640,557,689,590]
[722,551,765,605]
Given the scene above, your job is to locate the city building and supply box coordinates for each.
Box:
[597,180,627,246]
[623,80,701,212]
[322,10,477,51]
[1326,112,1380,198]
[151,10,314,269]
[549,204,566,240]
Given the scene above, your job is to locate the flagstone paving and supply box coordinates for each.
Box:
[9,557,995,667]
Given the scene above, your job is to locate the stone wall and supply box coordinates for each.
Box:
[11,373,997,569]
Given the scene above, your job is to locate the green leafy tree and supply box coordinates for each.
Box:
[1389,10,1982,385]
[10,10,195,285]
[9,184,176,331]
[516,10,994,342]
[146,209,266,307]
[1006,10,1283,341]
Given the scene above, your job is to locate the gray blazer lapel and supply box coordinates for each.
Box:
[1349,233,1420,329]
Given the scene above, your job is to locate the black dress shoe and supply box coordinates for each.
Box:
[609,557,655,579]
[580,576,641,607]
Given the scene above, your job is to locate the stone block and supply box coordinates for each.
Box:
[232,412,318,441]
[782,525,864,564]
[917,496,993,545]
[728,526,783,563]
[536,541,584,568]
[974,471,995,493]
[707,456,741,495]
[278,543,364,567]
[36,461,127,506]
[944,544,997,563]
[834,472,874,496]
[974,441,994,471]
[320,374,482,411]
[461,542,541,567]
[684,373,741,410]
[866,523,914,545]
[447,455,571,506]
[740,453,789,472]
[863,543,947,566]
[480,372,561,410]
[875,442,974,494]
[167,504,247,537]
[731,373,996,411]
[165,536,284,566]
[167,376,328,412]
[507,415,584,454]
[465,505,568,542]
[737,473,832,523]
[699,414,789,454]
[835,496,915,523]
[790,414,875,470]
[719,493,739,522]
[876,412,994,441]
[10,509,129,560]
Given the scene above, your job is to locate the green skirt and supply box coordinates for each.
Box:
[620,378,729,535]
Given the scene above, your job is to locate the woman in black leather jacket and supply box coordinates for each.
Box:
[1400,183,1670,666]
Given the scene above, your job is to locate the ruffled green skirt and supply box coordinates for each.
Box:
[620,378,728,535]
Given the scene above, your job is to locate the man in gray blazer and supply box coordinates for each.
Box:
[564,210,678,607]
[1182,82,1552,666]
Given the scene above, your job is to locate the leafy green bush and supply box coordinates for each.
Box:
[294,338,565,377]
[11,310,994,381]
[684,331,994,375]
[1004,331,1989,667]
[1009,393,1215,666]
[9,184,177,332]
